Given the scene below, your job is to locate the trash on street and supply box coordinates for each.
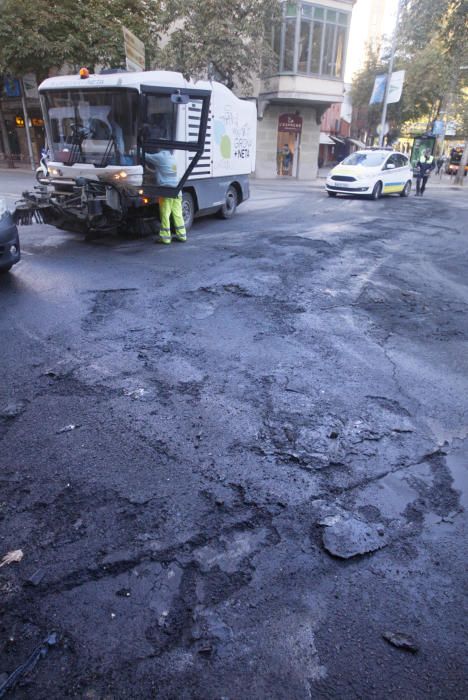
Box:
[0,550,24,569]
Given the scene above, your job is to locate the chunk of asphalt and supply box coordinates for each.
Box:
[26,569,45,587]
[322,516,389,559]
[1,402,27,420]
[382,631,419,653]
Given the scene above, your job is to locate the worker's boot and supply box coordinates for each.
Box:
[174,224,186,242]
[156,227,171,244]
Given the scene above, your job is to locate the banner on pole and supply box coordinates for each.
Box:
[369,74,386,105]
[445,121,457,136]
[369,70,405,105]
[123,26,145,72]
[431,120,445,136]
[387,70,405,103]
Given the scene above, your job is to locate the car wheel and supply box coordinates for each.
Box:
[327,191,337,197]
[182,191,195,231]
[218,185,238,219]
[370,181,382,200]
[400,180,412,197]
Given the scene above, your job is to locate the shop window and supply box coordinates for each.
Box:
[277,113,303,177]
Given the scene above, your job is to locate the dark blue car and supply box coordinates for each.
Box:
[0,199,20,273]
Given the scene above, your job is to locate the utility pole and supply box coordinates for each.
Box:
[435,62,460,156]
[378,0,403,147]
[20,78,36,171]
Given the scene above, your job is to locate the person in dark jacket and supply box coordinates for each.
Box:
[415,149,435,196]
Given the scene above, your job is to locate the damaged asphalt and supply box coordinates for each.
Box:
[0,174,467,698]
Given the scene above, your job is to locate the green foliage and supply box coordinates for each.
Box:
[157,0,281,90]
[399,0,449,51]
[400,0,467,59]
[0,0,280,91]
[0,0,166,79]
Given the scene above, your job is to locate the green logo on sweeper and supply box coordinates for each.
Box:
[214,120,231,159]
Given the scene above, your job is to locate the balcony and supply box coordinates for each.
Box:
[258,74,346,114]
[257,1,353,117]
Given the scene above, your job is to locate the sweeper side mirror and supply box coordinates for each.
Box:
[171,91,190,105]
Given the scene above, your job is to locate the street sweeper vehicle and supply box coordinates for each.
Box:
[15,68,256,237]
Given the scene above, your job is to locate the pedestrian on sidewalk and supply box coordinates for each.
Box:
[415,149,435,196]
[146,149,187,244]
[436,154,447,176]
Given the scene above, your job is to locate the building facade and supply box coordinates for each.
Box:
[253,0,355,179]
[0,76,44,168]
[1,1,356,177]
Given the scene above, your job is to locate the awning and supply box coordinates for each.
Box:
[319,133,335,145]
[346,137,366,148]
[330,135,345,145]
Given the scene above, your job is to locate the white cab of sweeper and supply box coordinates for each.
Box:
[38,69,256,191]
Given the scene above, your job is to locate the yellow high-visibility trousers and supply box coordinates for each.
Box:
[158,195,187,243]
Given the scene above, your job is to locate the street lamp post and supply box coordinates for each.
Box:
[20,78,36,172]
[378,0,403,148]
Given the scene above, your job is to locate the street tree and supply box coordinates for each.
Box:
[156,0,281,91]
[0,0,166,80]
[451,87,468,185]
[351,42,452,138]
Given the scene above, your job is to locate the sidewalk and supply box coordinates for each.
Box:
[254,167,467,192]
[0,166,35,175]
[1,166,465,194]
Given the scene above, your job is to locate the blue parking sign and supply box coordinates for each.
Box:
[4,78,21,97]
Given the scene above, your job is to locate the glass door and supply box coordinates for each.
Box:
[139,85,211,197]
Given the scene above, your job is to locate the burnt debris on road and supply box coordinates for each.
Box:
[0,176,467,699]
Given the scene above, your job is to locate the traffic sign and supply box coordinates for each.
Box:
[123,27,145,72]
[376,122,389,136]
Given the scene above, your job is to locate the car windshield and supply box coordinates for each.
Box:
[342,152,387,167]
[41,88,139,166]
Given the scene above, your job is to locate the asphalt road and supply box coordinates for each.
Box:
[1,172,467,699]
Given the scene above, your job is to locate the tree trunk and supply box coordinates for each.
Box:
[0,107,12,157]
[454,137,468,186]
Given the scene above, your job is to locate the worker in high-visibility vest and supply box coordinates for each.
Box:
[415,149,435,196]
[146,149,187,244]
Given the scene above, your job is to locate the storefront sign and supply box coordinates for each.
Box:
[15,115,25,127]
[278,114,303,134]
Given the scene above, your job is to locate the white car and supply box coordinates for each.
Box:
[326,149,413,200]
